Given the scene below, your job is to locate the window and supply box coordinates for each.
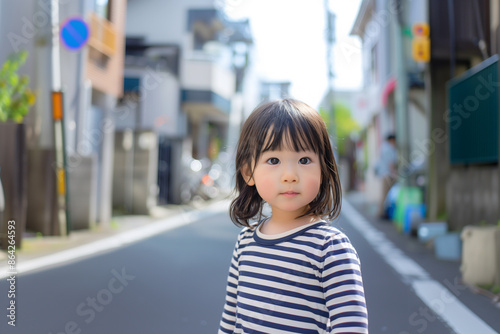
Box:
[94,0,111,20]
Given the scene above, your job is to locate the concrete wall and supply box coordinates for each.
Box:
[112,130,158,214]
[132,131,158,213]
[67,154,97,230]
[26,148,58,236]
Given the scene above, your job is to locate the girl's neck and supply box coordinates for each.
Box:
[260,214,322,235]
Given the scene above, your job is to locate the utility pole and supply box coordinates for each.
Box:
[49,0,69,235]
[324,0,336,140]
[393,0,410,186]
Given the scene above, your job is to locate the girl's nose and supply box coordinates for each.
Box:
[281,164,298,183]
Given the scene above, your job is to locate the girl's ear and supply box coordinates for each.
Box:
[241,165,255,186]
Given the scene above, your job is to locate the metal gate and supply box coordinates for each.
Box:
[157,136,172,205]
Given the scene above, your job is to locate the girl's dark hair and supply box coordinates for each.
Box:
[229,98,342,228]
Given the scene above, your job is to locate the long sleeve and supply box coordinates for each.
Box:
[218,234,241,333]
[322,233,368,333]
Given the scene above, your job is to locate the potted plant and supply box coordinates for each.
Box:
[0,50,36,250]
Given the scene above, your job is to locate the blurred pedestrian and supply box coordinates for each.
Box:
[376,134,398,219]
[219,99,368,333]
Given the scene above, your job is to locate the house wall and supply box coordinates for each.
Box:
[428,0,499,226]
[365,118,382,203]
[86,0,127,98]
[121,67,183,137]
[125,0,210,45]
[407,89,428,167]
[447,166,499,229]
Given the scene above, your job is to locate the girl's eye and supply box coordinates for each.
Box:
[267,157,280,165]
[299,157,311,164]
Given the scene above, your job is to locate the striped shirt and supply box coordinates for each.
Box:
[219,221,368,334]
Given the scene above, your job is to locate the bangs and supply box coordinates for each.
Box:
[262,120,320,153]
[242,99,328,171]
[258,100,324,155]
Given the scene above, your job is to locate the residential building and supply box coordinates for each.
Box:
[0,0,127,239]
[427,0,498,229]
[352,0,500,230]
[124,0,257,206]
[351,0,428,205]
[260,81,291,102]
[74,0,127,229]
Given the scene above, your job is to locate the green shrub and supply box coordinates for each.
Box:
[0,50,36,123]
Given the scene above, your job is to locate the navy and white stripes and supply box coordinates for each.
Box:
[219,221,368,333]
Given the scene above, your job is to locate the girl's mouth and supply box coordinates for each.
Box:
[281,191,299,197]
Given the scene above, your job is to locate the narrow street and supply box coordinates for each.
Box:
[1,200,499,333]
[1,1,500,334]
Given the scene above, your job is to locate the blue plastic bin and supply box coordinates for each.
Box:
[403,203,426,234]
[434,233,462,261]
[418,222,448,243]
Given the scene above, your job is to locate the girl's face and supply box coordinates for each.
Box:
[243,145,322,220]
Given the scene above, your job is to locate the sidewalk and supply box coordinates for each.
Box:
[344,191,500,332]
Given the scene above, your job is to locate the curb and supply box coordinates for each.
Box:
[0,199,230,278]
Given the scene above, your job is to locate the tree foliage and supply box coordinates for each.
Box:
[0,51,36,123]
[320,102,360,156]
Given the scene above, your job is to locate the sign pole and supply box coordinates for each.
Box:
[394,3,410,186]
[50,0,69,235]
[52,91,70,235]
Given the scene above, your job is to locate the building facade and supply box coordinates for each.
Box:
[352,0,500,230]
[124,0,257,205]
[0,0,127,239]
[351,0,428,205]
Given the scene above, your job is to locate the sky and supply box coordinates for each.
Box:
[225,0,363,108]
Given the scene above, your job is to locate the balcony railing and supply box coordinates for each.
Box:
[88,12,117,57]
[181,58,235,100]
[181,58,235,115]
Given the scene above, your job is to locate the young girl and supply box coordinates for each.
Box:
[219,99,368,333]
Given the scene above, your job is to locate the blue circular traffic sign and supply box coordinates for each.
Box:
[60,17,89,51]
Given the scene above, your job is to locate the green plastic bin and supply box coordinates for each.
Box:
[394,186,423,232]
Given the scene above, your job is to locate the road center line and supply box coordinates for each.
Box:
[341,199,497,334]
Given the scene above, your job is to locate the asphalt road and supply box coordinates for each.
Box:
[335,215,454,334]
[0,211,238,334]
[0,203,497,333]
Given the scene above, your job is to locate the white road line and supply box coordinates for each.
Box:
[413,280,498,334]
[0,200,230,279]
[342,199,498,334]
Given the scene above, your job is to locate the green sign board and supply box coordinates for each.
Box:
[448,54,499,165]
